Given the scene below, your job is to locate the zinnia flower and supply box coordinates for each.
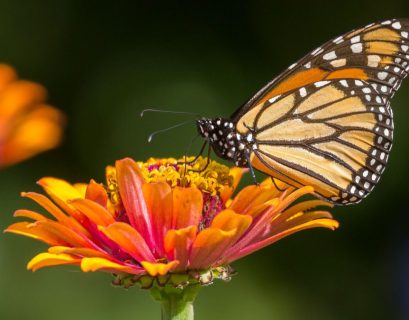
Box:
[5,156,339,319]
[0,64,64,168]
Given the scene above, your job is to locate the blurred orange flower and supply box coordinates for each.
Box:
[5,157,338,287]
[0,64,64,168]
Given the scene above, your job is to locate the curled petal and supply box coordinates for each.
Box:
[211,209,252,238]
[27,252,80,271]
[140,260,179,277]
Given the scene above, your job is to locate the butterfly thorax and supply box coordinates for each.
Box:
[196,117,255,167]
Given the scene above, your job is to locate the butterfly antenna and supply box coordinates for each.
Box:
[141,108,201,118]
[147,119,193,143]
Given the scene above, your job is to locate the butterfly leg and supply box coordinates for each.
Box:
[178,140,207,165]
[188,144,212,173]
[245,153,259,186]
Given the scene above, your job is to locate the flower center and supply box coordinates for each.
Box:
[137,156,234,196]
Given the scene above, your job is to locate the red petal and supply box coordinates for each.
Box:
[142,182,173,256]
[116,158,154,248]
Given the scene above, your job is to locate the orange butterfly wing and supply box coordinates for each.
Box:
[233,18,408,205]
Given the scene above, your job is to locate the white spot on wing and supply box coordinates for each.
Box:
[367,55,381,67]
[351,43,363,53]
[392,21,402,29]
[340,80,348,87]
[330,58,346,67]
[315,81,330,87]
[311,47,324,56]
[268,95,281,103]
[351,35,360,43]
[288,63,297,70]
[299,87,307,97]
[323,51,337,60]
[377,72,388,80]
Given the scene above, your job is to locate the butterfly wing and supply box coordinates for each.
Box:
[234,18,409,205]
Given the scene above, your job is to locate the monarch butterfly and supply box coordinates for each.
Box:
[196,18,409,205]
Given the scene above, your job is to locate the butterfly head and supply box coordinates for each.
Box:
[196,117,250,167]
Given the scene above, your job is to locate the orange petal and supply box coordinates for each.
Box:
[245,198,280,218]
[14,209,47,221]
[228,184,280,214]
[85,180,108,207]
[172,186,203,230]
[21,191,68,222]
[34,220,91,248]
[27,252,80,271]
[231,218,339,263]
[81,257,142,274]
[189,228,237,269]
[48,246,111,259]
[21,192,88,235]
[0,80,47,119]
[73,183,88,197]
[220,167,247,203]
[37,177,85,219]
[0,64,17,92]
[140,260,179,276]
[5,221,68,245]
[273,211,336,232]
[100,222,155,262]
[164,225,197,271]
[1,105,64,167]
[116,158,154,247]
[211,209,252,236]
[273,186,315,213]
[69,199,115,226]
[142,182,173,256]
[281,200,333,217]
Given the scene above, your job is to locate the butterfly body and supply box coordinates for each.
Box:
[198,18,409,205]
[197,117,251,166]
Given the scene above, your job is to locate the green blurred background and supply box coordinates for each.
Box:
[1,1,409,319]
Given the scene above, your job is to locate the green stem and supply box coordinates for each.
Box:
[151,284,201,320]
